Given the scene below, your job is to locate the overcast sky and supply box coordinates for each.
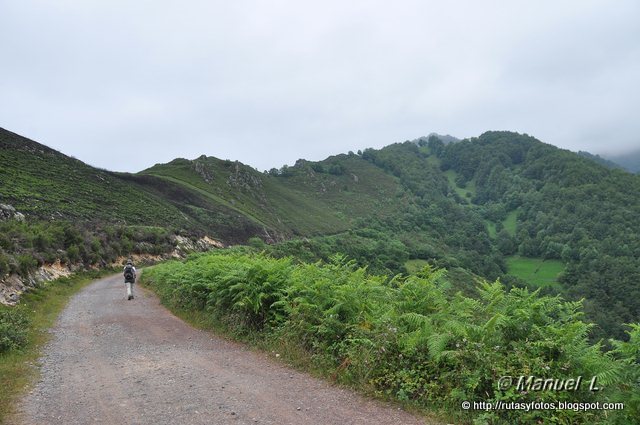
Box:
[1,1,639,172]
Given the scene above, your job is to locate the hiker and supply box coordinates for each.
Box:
[123,259,137,300]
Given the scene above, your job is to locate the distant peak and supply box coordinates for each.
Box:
[412,133,460,145]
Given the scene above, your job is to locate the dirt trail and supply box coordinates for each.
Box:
[12,274,435,425]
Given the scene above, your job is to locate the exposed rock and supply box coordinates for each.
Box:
[40,260,73,281]
[0,275,27,305]
[0,203,25,221]
[227,162,263,191]
[173,235,225,256]
[193,156,215,184]
[0,261,73,306]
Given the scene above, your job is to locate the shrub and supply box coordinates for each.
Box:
[144,250,638,424]
[0,307,30,352]
[0,253,10,276]
[66,245,80,263]
[17,254,38,275]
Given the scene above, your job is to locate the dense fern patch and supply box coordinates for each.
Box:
[144,250,639,424]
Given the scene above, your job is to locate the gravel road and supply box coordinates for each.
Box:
[12,273,435,425]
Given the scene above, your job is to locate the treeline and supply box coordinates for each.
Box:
[263,225,491,297]
[144,251,639,424]
[259,230,409,275]
[358,143,505,280]
[434,131,640,340]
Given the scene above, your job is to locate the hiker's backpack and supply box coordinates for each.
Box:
[124,265,135,281]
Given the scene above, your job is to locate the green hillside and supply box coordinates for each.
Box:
[140,153,405,236]
[0,129,182,224]
[0,128,266,282]
[0,128,264,241]
[434,131,640,339]
[2,127,640,340]
[505,255,564,289]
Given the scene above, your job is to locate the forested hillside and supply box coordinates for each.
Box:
[254,133,640,340]
[2,127,639,341]
[431,132,640,339]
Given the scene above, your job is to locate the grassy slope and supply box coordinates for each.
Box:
[426,153,476,200]
[485,220,497,238]
[485,210,517,239]
[1,127,411,247]
[506,256,564,288]
[0,129,186,224]
[404,259,431,274]
[141,154,407,236]
[277,155,408,231]
[0,128,264,243]
[503,210,517,236]
[444,169,476,199]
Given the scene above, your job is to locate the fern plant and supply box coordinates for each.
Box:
[143,250,637,424]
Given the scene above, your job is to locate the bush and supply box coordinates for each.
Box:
[17,254,38,275]
[0,308,30,353]
[247,237,266,249]
[144,250,638,424]
[66,245,80,263]
[0,253,10,276]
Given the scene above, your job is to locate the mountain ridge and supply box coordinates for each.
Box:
[2,127,639,340]
[602,148,640,173]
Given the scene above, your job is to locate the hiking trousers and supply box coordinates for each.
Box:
[125,281,134,300]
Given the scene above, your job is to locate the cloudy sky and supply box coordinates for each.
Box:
[2,1,639,172]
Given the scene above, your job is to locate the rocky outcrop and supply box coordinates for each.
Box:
[173,235,225,256]
[0,260,73,305]
[0,203,25,221]
[1,274,30,305]
[227,162,264,191]
[193,156,215,183]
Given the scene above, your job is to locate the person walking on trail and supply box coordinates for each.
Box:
[123,259,136,300]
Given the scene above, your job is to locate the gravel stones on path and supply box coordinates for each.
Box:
[12,274,432,425]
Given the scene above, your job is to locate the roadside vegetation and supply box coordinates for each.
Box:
[0,220,175,278]
[143,250,639,424]
[0,270,112,423]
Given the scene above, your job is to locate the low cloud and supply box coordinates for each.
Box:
[1,0,638,171]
